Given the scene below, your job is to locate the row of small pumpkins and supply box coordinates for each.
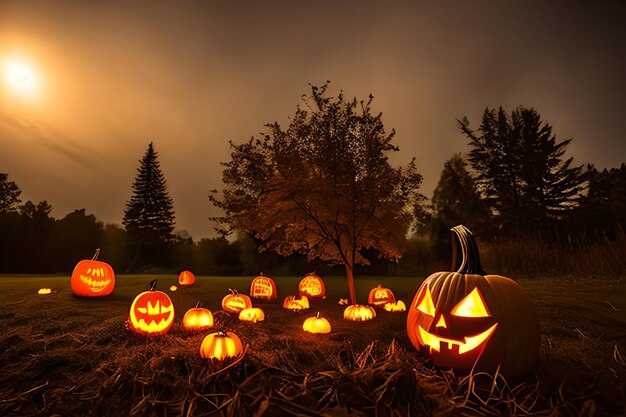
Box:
[66,225,541,377]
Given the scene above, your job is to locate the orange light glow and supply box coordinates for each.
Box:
[450,287,491,317]
[4,59,38,96]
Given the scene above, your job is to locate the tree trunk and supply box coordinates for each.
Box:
[344,263,356,305]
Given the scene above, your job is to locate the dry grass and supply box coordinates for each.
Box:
[0,275,625,416]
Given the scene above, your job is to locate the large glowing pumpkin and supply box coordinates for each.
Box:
[221,289,252,314]
[129,280,175,336]
[367,284,396,306]
[249,274,277,301]
[70,249,115,297]
[406,225,540,378]
[298,273,326,299]
[178,270,195,286]
[200,331,243,360]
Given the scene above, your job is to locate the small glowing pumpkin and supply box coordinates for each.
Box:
[70,249,115,297]
[383,300,406,312]
[406,225,540,378]
[343,304,376,321]
[129,280,175,336]
[221,289,252,314]
[368,284,396,306]
[283,295,310,311]
[178,270,195,286]
[238,307,265,323]
[303,312,331,334]
[249,274,277,301]
[182,305,214,331]
[37,288,52,295]
[199,331,243,360]
[169,285,178,292]
[298,273,326,299]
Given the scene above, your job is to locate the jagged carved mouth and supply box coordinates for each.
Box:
[80,275,111,292]
[418,323,498,354]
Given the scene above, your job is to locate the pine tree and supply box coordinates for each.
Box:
[429,154,491,247]
[0,173,22,214]
[458,107,586,234]
[123,142,175,268]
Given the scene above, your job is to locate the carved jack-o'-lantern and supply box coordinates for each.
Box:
[343,304,376,321]
[383,300,406,312]
[249,274,277,301]
[238,307,265,323]
[178,270,195,286]
[221,289,252,314]
[182,305,214,331]
[406,225,540,378]
[129,280,175,336]
[303,312,331,334]
[367,284,396,306]
[200,331,243,360]
[283,295,310,311]
[71,249,115,297]
[298,273,326,299]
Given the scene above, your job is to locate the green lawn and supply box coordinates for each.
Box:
[0,273,625,416]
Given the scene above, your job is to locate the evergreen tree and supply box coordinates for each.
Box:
[458,107,586,234]
[429,154,491,252]
[123,142,175,268]
[0,173,22,213]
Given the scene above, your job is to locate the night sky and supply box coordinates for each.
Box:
[1,1,625,239]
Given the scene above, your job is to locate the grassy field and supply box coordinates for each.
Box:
[0,274,625,416]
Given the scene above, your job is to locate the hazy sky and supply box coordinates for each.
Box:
[1,1,625,240]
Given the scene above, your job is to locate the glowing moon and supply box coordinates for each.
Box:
[4,60,38,96]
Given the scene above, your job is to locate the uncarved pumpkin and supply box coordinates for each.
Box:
[182,306,214,331]
[303,312,331,334]
[178,270,195,286]
[200,331,243,360]
[406,225,540,378]
[343,304,376,321]
[71,249,115,297]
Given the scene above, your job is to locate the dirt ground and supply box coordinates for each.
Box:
[0,274,624,416]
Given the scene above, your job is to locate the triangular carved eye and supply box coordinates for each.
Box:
[416,285,435,316]
[450,287,491,317]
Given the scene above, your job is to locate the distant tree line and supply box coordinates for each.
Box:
[1,97,625,276]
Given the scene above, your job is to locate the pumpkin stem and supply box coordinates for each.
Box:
[195,301,201,308]
[450,225,487,275]
[92,248,101,261]
[316,312,320,318]
[148,279,158,291]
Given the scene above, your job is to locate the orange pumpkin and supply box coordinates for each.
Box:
[70,249,115,297]
[303,312,331,334]
[182,305,214,331]
[200,331,243,360]
[129,280,175,335]
[178,270,195,286]
[249,274,277,301]
[221,289,252,314]
[343,304,376,321]
[367,284,396,306]
[283,295,310,311]
[406,225,540,378]
[298,273,326,299]
[238,307,265,323]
